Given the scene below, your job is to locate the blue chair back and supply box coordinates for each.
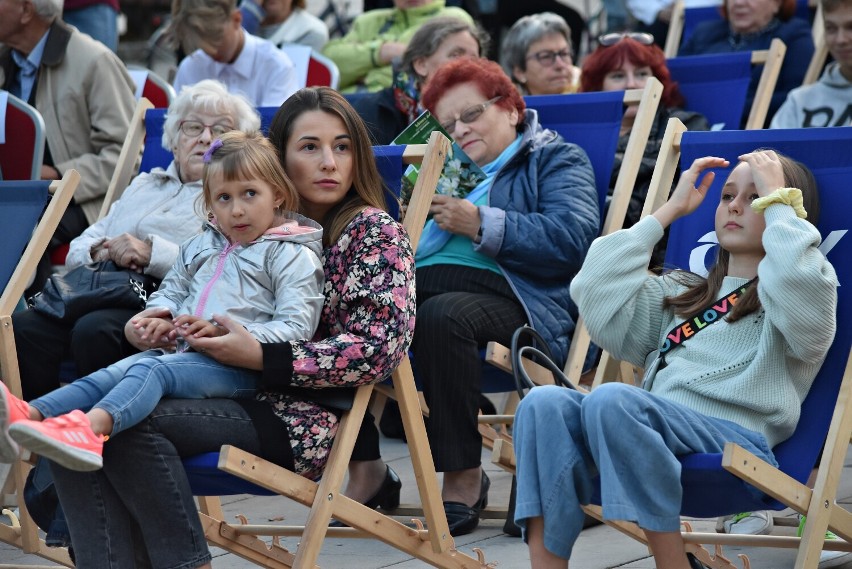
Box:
[524,91,625,213]
[667,52,753,130]
[0,181,50,292]
[680,1,811,50]
[664,127,852,516]
[138,107,281,174]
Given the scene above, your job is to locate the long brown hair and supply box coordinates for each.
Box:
[664,150,820,322]
[268,87,389,246]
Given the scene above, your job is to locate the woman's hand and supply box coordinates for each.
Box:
[125,307,176,349]
[739,150,785,198]
[179,314,264,370]
[653,156,729,229]
[429,195,481,240]
[104,233,152,272]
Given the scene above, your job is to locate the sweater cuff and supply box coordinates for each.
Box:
[260,341,294,389]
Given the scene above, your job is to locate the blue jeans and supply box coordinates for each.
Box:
[513,383,777,560]
[31,351,258,435]
[50,398,265,568]
[63,3,119,52]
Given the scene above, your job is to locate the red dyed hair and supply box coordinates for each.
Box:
[580,37,685,108]
[721,0,797,21]
[421,57,526,126]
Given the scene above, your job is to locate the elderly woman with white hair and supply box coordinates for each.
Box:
[12,79,260,402]
[500,12,582,96]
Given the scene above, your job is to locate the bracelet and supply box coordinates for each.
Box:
[751,188,807,219]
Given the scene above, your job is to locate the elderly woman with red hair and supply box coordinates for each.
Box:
[341,56,599,536]
[581,33,709,231]
[679,0,814,127]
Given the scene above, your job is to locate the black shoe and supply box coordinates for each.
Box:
[443,470,490,537]
[687,553,709,569]
[329,465,402,527]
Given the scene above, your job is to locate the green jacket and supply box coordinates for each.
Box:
[322,0,473,92]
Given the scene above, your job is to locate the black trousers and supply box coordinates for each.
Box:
[13,307,139,400]
[351,265,526,471]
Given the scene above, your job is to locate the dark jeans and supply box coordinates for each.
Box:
[351,265,526,471]
[50,398,265,569]
[13,307,138,400]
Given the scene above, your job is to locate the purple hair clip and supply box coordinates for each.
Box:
[203,139,224,163]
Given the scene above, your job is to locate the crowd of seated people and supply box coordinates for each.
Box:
[0,0,847,565]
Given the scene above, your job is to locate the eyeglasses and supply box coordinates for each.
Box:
[179,120,232,138]
[527,48,572,67]
[439,96,502,135]
[597,32,655,47]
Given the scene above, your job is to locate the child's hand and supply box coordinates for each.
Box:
[173,315,227,339]
[738,150,786,197]
[135,317,176,345]
[654,156,729,229]
[126,307,175,348]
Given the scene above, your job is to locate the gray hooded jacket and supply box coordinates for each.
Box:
[147,212,325,343]
[770,62,852,128]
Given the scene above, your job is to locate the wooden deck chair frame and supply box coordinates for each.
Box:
[476,80,663,462]
[0,171,80,568]
[97,97,153,221]
[803,0,828,86]
[193,131,496,568]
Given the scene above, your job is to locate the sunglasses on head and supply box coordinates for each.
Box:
[597,32,655,47]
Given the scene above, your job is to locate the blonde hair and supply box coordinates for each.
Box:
[269,87,389,246]
[201,131,299,217]
[664,150,820,322]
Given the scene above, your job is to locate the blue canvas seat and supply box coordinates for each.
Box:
[666,38,787,131]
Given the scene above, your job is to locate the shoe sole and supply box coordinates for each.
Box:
[0,387,20,463]
[8,423,102,472]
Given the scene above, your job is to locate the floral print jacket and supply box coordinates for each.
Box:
[253,207,416,478]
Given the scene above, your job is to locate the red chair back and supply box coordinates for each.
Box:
[0,93,45,180]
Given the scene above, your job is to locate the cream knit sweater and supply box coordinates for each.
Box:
[570,204,838,447]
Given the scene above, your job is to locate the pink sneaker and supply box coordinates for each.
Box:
[0,382,31,462]
[9,410,103,471]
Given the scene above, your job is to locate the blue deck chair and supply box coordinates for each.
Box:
[0,172,79,567]
[182,133,500,568]
[583,123,852,568]
[666,38,787,131]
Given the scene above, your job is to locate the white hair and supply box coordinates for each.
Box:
[162,79,261,151]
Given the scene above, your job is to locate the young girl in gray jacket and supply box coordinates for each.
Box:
[513,149,838,568]
[0,131,324,472]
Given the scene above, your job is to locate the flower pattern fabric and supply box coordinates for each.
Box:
[256,207,416,478]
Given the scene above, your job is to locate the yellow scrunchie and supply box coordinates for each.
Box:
[751,188,807,219]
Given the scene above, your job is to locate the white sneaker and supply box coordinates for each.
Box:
[798,515,852,569]
[715,511,774,535]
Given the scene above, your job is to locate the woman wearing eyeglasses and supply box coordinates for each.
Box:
[11,79,260,403]
[500,12,582,96]
[679,0,815,127]
[582,33,709,234]
[342,56,599,536]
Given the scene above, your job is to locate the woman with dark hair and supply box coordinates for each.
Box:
[582,33,709,230]
[343,56,599,537]
[45,87,417,567]
[679,0,815,126]
[350,16,485,144]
